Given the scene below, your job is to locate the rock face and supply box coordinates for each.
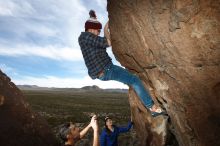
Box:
[0,70,58,146]
[107,0,220,146]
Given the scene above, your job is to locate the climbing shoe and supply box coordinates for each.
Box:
[149,106,167,117]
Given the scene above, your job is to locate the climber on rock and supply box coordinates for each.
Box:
[59,115,100,146]
[100,116,133,146]
[78,10,166,117]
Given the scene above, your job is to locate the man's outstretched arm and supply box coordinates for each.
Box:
[79,122,91,139]
[90,115,100,146]
[92,125,99,146]
[104,21,111,47]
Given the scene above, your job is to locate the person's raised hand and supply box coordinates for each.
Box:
[90,115,99,131]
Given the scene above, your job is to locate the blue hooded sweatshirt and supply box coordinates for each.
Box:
[100,121,133,146]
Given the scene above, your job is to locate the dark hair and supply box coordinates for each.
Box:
[58,123,71,144]
[104,117,113,135]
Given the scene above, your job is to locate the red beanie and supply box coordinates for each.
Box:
[85,10,102,31]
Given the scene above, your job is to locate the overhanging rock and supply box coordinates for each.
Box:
[107,0,220,145]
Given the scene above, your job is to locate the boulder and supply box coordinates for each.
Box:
[107,0,220,146]
[0,70,58,146]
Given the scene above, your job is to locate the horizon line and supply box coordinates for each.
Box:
[16,84,128,89]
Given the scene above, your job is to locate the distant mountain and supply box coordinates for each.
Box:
[17,85,39,88]
[17,85,128,93]
[81,85,101,90]
[17,85,52,91]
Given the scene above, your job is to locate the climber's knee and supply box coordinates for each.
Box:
[129,75,140,86]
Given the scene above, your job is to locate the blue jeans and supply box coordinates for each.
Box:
[98,64,154,108]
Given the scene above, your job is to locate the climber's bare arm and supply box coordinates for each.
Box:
[104,21,111,46]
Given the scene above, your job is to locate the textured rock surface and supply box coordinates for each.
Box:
[129,89,169,146]
[107,0,220,146]
[0,70,58,146]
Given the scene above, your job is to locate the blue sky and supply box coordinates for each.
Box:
[0,0,127,89]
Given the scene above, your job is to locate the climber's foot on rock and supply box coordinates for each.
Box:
[149,105,167,117]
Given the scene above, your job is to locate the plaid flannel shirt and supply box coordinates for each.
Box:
[78,32,113,79]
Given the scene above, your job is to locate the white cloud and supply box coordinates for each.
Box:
[0,45,83,61]
[27,23,58,37]
[95,0,107,10]
[0,0,89,47]
[0,45,121,65]
[0,64,18,76]
[0,0,35,17]
[13,75,128,89]
[0,64,14,72]
[0,1,14,16]
[0,0,109,53]
[0,0,126,89]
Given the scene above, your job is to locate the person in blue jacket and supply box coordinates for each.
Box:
[100,116,133,146]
